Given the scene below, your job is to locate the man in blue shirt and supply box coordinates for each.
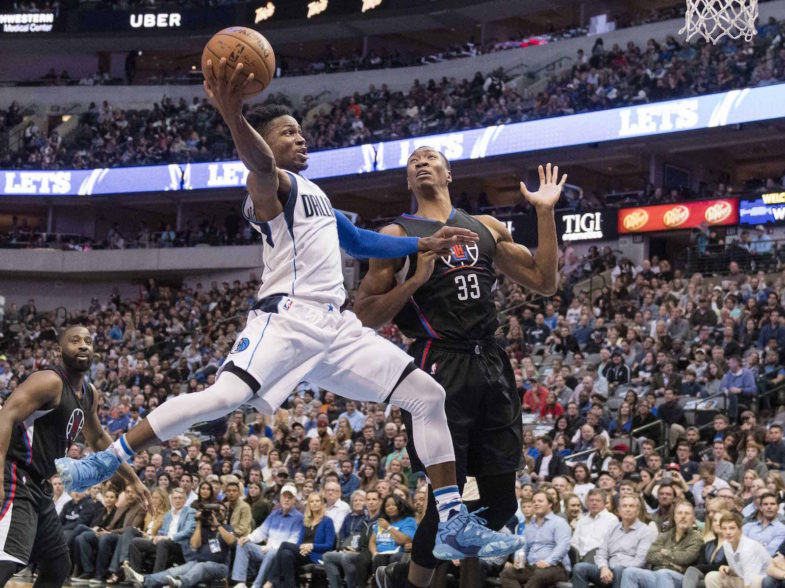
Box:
[500,490,571,587]
[106,404,131,437]
[338,459,361,500]
[336,400,366,434]
[229,484,303,588]
[743,493,785,557]
[720,355,757,421]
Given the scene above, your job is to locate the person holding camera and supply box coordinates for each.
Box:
[124,502,236,587]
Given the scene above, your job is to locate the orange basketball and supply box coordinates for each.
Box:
[201,27,275,97]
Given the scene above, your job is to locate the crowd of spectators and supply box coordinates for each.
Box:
[6,230,785,585]
[0,214,259,251]
[3,14,785,170]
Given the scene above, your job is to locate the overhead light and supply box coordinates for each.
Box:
[362,0,382,12]
[307,0,327,18]
[255,2,275,23]
[61,115,71,122]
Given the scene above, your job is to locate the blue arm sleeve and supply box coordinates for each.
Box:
[335,210,419,259]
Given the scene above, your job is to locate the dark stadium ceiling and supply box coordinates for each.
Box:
[0,0,683,53]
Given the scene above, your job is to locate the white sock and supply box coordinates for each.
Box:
[433,485,462,522]
[109,435,135,462]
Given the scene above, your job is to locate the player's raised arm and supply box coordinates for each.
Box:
[479,163,565,296]
[203,58,289,207]
[0,370,62,504]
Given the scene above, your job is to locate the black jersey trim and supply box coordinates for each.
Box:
[382,362,417,404]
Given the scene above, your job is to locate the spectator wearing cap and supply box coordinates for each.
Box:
[572,489,618,560]
[230,484,303,588]
[307,414,336,455]
[620,501,702,588]
[721,355,757,421]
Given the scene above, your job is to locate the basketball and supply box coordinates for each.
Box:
[201,27,275,97]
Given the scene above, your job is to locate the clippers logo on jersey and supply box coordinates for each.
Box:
[66,408,85,446]
[232,337,250,354]
[440,243,479,268]
[301,193,335,219]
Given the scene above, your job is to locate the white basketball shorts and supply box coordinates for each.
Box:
[218,295,414,414]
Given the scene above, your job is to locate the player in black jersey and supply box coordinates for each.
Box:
[355,148,564,588]
[0,325,149,587]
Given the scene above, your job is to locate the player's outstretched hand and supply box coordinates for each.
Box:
[520,163,567,211]
[203,57,256,120]
[418,226,478,254]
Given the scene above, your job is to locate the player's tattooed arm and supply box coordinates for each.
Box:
[82,385,152,511]
[354,224,435,329]
[0,370,62,504]
[477,163,565,296]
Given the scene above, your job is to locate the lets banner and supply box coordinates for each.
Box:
[618,199,738,234]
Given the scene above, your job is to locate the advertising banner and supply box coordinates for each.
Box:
[508,209,618,247]
[5,83,785,196]
[78,8,236,32]
[0,11,61,33]
[739,192,785,225]
[618,199,738,234]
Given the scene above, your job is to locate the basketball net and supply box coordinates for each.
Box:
[680,0,758,43]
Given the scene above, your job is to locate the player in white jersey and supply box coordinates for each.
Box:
[55,58,525,562]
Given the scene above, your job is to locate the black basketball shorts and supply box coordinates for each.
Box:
[0,461,68,566]
[403,338,524,483]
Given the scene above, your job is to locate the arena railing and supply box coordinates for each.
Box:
[683,238,785,276]
[630,419,669,460]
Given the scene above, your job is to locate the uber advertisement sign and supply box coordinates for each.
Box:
[509,210,618,247]
[79,8,235,32]
[739,192,785,226]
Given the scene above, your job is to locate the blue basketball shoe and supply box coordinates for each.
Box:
[433,505,525,560]
[55,449,122,493]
